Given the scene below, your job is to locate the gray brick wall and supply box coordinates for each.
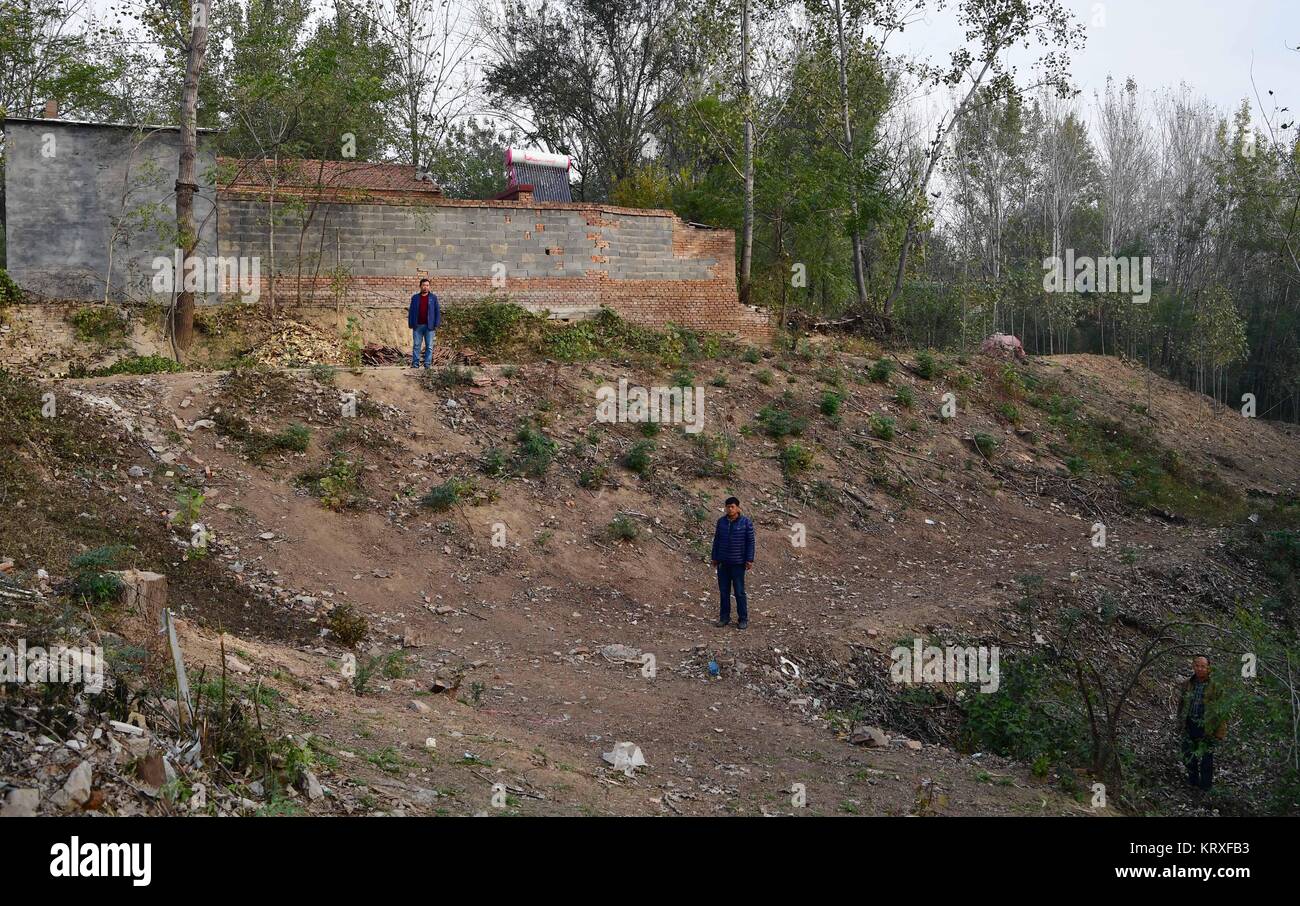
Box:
[217,198,715,285]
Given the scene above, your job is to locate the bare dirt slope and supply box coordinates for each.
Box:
[5,349,1296,816]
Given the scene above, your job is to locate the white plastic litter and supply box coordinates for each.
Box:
[602,742,647,777]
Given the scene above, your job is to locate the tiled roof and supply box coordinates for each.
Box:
[217,158,442,195]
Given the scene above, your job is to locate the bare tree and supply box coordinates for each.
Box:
[172,0,211,352]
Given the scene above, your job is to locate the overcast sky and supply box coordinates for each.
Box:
[893,0,1299,119]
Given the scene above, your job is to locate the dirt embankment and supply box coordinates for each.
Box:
[2,345,1296,816]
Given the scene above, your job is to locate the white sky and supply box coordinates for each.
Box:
[892,0,1299,120]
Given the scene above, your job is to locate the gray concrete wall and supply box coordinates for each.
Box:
[2,119,217,302]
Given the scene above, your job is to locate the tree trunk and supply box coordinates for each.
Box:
[885,54,997,319]
[173,0,211,352]
[739,0,754,307]
[832,0,868,311]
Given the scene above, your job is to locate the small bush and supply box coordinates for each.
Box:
[271,423,311,453]
[327,603,368,648]
[70,306,125,344]
[869,415,896,441]
[915,350,940,380]
[515,422,557,476]
[309,363,336,384]
[480,447,509,477]
[741,346,761,364]
[0,267,23,307]
[608,515,639,542]
[692,432,736,478]
[997,402,1020,424]
[868,358,893,384]
[780,442,814,476]
[819,390,844,417]
[578,465,608,488]
[429,365,475,388]
[756,368,774,386]
[316,456,362,510]
[624,439,655,476]
[69,546,125,605]
[973,433,999,457]
[422,477,473,512]
[894,386,916,409]
[756,405,807,438]
[639,420,661,438]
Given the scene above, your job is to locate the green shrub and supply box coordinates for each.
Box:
[741,346,761,364]
[316,456,362,511]
[692,432,736,478]
[819,390,844,417]
[868,357,893,383]
[429,365,475,388]
[639,420,661,438]
[77,355,183,377]
[70,306,125,343]
[327,603,368,648]
[271,423,311,453]
[959,654,1087,766]
[578,465,608,488]
[869,415,896,441]
[914,350,940,380]
[69,546,125,605]
[756,368,774,386]
[480,447,509,477]
[756,405,807,438]
[624,440,655,476]
[973,433,999,457]
[997,401,1020,424]
[515,423,557,476]
[670,367,695,388]
[0,267,23,307]
[422,477,473,512]
[608,515,639,542]
[894,386,916,409]
[780,442,814,476]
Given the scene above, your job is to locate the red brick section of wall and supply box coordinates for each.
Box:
[218,191,772,340]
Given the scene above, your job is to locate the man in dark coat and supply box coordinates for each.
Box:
[408,278,441,369]
[711,496,755,629]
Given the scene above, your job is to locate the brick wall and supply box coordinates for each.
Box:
[216,192,770,338]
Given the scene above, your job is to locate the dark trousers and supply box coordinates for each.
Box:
[717,564,748,622]
[1182,729,1215,790]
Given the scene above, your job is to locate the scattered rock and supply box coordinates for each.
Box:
[0,788,40,817]
[850,725,889,748]
[52,760,93,811]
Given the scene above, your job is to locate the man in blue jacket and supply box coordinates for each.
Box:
[711,496,755,629]
[408,278,442,369]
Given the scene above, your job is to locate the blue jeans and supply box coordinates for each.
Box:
[412,326,435,367]
[717,563,748,622]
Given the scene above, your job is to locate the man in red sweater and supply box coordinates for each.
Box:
[408,278,442,368]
